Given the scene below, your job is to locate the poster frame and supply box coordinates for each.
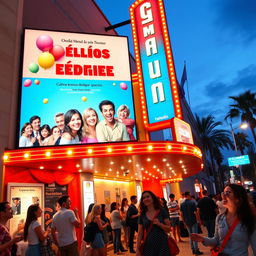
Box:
[16,27,138,149]
[7,182,44,234]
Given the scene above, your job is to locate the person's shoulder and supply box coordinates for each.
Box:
[216,212,225,223]
[98,120,106,126]
[122,118,135,125]
[62,132,72,140]
[32,220,40,228]
[19,136,26,141]
[116,120,126,128]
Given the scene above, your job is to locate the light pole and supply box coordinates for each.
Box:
[229,122,248,185]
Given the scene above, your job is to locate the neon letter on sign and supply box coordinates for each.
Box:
[130,0,182,131]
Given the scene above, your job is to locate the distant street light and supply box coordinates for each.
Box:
[240,122,249,130]
[229,122,248,185]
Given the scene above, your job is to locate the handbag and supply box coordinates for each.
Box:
[139,210,160,255]
[167,235,180,256]
[210,218,239,256]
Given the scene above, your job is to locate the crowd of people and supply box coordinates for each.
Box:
[19,100,136,147]
[1,184,256,256]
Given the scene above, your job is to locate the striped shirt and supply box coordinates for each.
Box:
[167,200,179,218]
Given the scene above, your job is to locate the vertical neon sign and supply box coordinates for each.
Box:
[130,0,182,131]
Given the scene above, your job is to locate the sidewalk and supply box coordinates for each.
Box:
[107,232,211,256]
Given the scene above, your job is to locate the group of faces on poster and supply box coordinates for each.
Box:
[19,100,136,148]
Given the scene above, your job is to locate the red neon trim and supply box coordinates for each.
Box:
[130,0,183,132]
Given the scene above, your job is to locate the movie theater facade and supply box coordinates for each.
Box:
[0,0,210,240]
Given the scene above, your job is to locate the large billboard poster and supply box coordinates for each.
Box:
[18,29,137,148]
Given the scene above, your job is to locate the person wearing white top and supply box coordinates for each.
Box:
[24,204,48,256]
[51,195,80,256]
[19,123,35,147]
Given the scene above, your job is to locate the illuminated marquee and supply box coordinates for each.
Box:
[171,117,194,144]
[130,0,182,131]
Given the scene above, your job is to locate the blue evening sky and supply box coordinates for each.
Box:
[95,0,256,157]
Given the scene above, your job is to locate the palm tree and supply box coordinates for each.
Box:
[225,90,256,143]
[234,132,252,155]
[195,114,233,191]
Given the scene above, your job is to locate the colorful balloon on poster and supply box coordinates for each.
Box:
[34,79,40,85]
[38,52,55,69]
[28,63,39,73]
[24,79,32,87]
[81,96,87,102]
[120,82,128,90]
[49,45,65,60]
[43,98,49,104]
[36,35,53,51]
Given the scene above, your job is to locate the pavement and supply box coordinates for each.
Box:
[107,227,211,256]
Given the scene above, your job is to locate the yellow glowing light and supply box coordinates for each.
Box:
[148,145,153,150]
[88,149,93,154]
[3,155,9,161]
[107,148,112,153]
[45,151,51,157]
[24,153,30,158]
[127,146,133,151]
[58,165,62,169]
[39,166,44,169]
[67,150,73,155]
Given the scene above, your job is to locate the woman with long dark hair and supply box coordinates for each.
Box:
[24,204,48,256]
[100,204,110,256]
[60,109,83,145]
[191,184,256,255]
[136,191,171,256]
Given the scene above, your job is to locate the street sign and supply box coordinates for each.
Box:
[228,155,250,167]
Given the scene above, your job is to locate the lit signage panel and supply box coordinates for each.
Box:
[171,117,194,144]
[228,155,250,167]
[18,29,137,148]
[83,181,95,218]
[130,0,182,131]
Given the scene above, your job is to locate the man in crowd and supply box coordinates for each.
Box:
[168,193,183,242]
[180,191,203,255]
[197,190,218,238]
[96,100,129,142]
[51,195,80,256]
[179,192,186,206]
[29,115,41,146]
[54,113,65,145]
[126,195,139,253]
[0,201,23,255]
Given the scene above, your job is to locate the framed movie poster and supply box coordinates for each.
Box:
[7,183,44,235]
[44,183,68,230]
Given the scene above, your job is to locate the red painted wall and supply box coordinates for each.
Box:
[142,179,163,197]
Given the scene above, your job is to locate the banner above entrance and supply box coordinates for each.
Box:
[130,0,182,131]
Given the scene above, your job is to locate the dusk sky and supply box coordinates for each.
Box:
[96,0,256,146]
